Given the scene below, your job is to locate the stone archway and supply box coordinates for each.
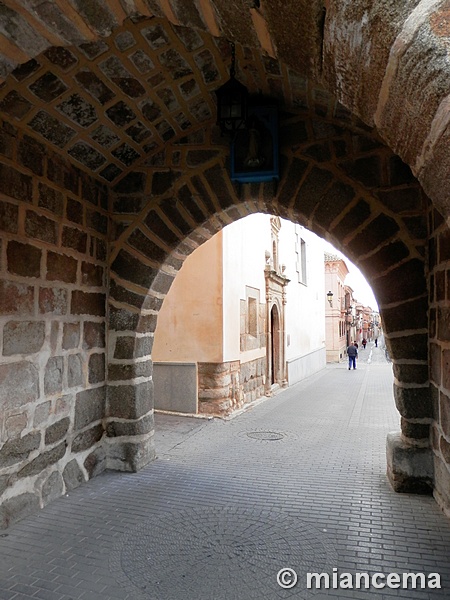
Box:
[107,106,431,495]
[1,5,450,525]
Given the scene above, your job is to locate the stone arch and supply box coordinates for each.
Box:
[1,4,448,522]
[107,109,430,487]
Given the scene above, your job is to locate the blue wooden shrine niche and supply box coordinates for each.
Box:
[230,104,279,184]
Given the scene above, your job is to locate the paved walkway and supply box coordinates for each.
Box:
[1,341,450,599]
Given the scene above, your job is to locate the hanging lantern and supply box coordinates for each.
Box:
[215,42,248,135]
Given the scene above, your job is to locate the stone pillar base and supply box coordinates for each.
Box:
[386,431,433,494]
[106,436,155,472]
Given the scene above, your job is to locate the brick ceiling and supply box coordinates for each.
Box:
[0,15,348,187]
[0,2,449,216]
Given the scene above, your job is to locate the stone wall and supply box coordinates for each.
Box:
[0,121,109,528]
[198,358,265,416]
[429,207,450,517]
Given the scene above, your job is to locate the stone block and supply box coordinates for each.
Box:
[0,280,34,315]
[360,241,411,280]
[331,199,372,241]
[349,208,400,253]
[108,360,152,381]
[386,431,433,494]
[106,437,155,472]
[18,135,45,176]
[438,308,450,342]
[3,321,45,356]
[62,322,80,349]
[128,228,167,263]
[83,321,105,349]
[71,291,106,316]
[41,471,64,505]
[440,435,450,464]
[0,431,41,467]
[0,163,32,202]
[430,342,441,386]
[400,418,430,441]
[0,475,8,496]
[0,200,19,233]
[68,353,84,387]
[5,413,27,438]
[62,459,86,491]
[38,183,64,216]
[108,380,153,419]
[72,423,104,453]
[0,90,32,120]
[433,457,450,518]
[74,386,106,430]
[394,384,432,419]
[387,334,428,361]
[393,363,429,386]
[151,271,174,296]
[25,210,57,244]
[0,493,40,529]
[44,356,63,395]
[439,229,450,262]
[0,361,39,410]
[18,442,66,478]
[29,72,68,102]
[46,251,77,283]
[109,305,139,331]
[45,417,70,445]
[106,413,154,438]
[84,447,106,479]
[111,249,157,288]
[34,401,51,426]
[66,197,83,224]
[373,259,426,306]
[39,287,68,315]
[7,241,42,278]
[440,391,450,438]
[81,262,104,287]
[88,353,105,384]
[62,226,87,253]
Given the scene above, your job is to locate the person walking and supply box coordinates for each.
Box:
[347,342,358,370]
[362,338,367,349]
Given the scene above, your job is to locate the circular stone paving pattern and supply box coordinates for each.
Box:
[110,507,337,600]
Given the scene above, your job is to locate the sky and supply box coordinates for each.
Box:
[323,241,379,310]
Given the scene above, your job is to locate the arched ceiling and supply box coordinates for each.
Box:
[0,1,449,218]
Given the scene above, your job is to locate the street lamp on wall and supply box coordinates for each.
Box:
[327,291,333,307]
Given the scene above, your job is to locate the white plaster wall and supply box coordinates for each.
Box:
[279,223,326,364]
[222,213,270,362]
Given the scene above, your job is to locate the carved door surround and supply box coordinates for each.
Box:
[264,264,289,395]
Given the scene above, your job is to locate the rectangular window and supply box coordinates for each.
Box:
[300,238,307,284]
[248,297,258,337]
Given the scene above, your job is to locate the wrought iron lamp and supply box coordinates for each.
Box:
[215,42,248,136]
[327,291,333,307]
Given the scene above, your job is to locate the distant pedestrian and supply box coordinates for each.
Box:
[362,338,367,349]
[375,338,378,347]
[347,342,358,370]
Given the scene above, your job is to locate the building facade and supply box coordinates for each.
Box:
[153,214,326,416]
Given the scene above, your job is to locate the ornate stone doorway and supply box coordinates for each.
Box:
[265,267,289,395]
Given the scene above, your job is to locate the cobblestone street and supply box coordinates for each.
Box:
[1,340,449,599]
